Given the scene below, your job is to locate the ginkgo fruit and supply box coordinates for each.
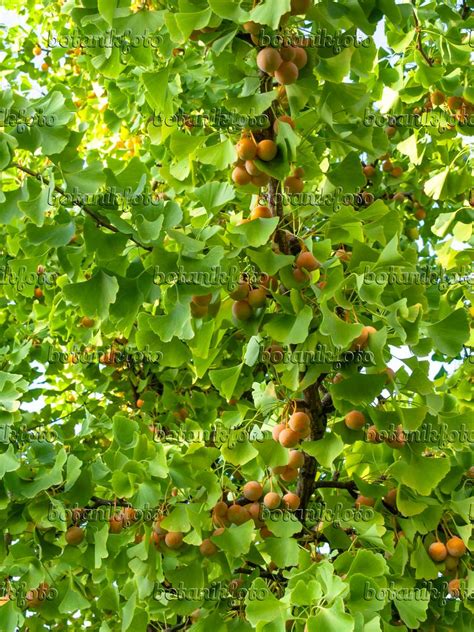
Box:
[236,138,257,160]
[65,526,85,545]
[288,450,305,468]
[250,205,272,219]
[295,251,319,271]
[446,536,466,558]
[242,481,263,501]
[284,176,304,193]
[263,492,281,509]
[257,47,282,73]
[165,531,184,549]
[428,541,448,562]
[289,411,310,433]
[232,300,253,321]
[247,288,267,308]
[292,47,308,69]
[344,410,366,430]
[199,539,218,555]
[275,61,299,85]
[355,495,375,508]
[283,492,301,510]
[256,139,277,161]
[278,427,300,447]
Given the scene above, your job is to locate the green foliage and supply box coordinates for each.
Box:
[0,0,472,631]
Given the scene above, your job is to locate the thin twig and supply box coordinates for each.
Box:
[11,162,152,251]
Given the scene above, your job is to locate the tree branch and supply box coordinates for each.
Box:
[412,10,433,66]
[11,162,152,251]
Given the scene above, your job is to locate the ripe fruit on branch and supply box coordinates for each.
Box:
[382,160,393,172]
[228,504,250,525]
[245,160,262,176]
[81,316,95,328]
[355,495,375,508]
[275,61,299,85]
[428,541,448,562]
[273,115,295,133]
[385,125,396,137]
[230,282,250,300]
[383,489,397,509]
[278,427,300,447]
[414,207,426,220]
[283,492,301,510]
[236,137,257,160]
[65,526,85,545]
[242,481,263,501]
[250,205,272,219]
[293,167,305,178]
[363,165,376,178]
[344,410,366,430]
[448,579,461,597]
[263,492,281,509]
[165,532,184,549]
[246,502,262,522]
[284,176,304,193]
[248,288,267,308]
[260,526,273,538]
[109,515,123,534]
[243,21,260,35]
[257,47,282,73]
[391,166,403,178]
[26,583,50,609]
[430,90,445,105]
[122,507,136,525]
[445,555,459,571]
[292,47,308,69]
[34,287,44,299]
[288,449,305,469]
[232,166,252,185]
[280,466,299,482]
[446,536,466,558]
[351,325,376,350]
[385,425,406,449]
[199,539,217,556]
[136,398,144,408]
[232,300,253,321]
[289,411,310,433]
[280,46,296,61]
[257,139,277,161]
[33,45,42,56]
[293,267,310,283]
[251,172,270,186]
[272,422,286,441]
[295,251,320,271]
[447,96,463,110]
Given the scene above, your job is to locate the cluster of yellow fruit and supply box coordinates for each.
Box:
[232,134,277,187]
[428,91,473,122]
[292,250,320,283]
[272,449,305,482]
[230,275,277,321]
[428,535,468,596]
[211,484,301,540]
[256,45,308,85]
[190,293,220,318]
[272,410,311,448]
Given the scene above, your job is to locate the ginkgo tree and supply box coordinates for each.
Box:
[0,0,473,631]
